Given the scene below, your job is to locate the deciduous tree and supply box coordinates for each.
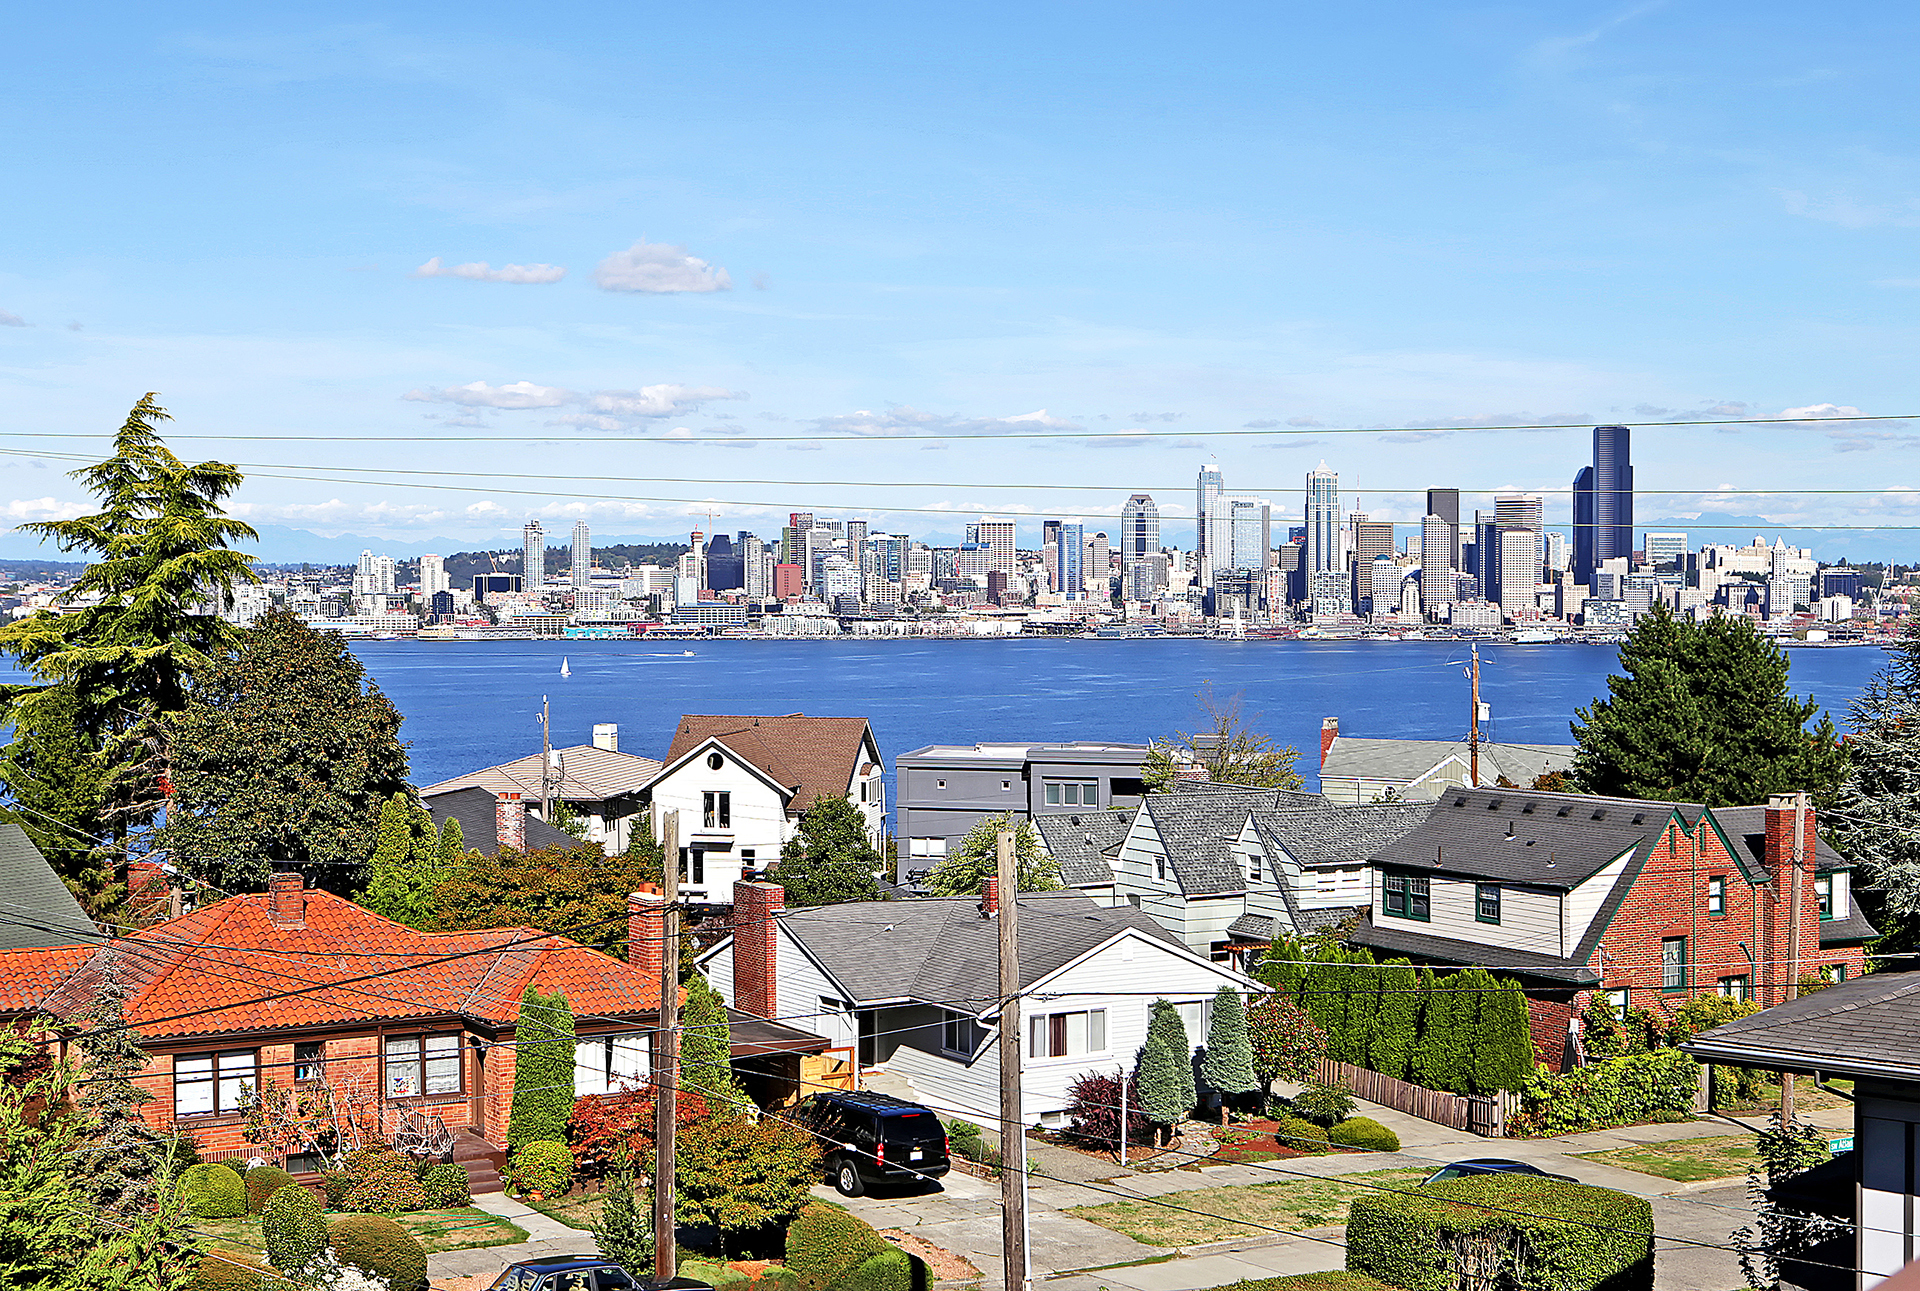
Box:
[775,794,883,906]
[1143,684,1304,792]
[432,841,661,957]
[922,812,1060,896]
[1247,996,1326,1096]
[674,1112,819,1256]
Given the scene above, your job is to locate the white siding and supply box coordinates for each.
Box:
[649,744,795,899]
[1309,865,1369,908]
[1564,850,1634,952]
[702,923,859,1050]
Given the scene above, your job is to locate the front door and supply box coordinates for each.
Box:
[470,1040,487,1138]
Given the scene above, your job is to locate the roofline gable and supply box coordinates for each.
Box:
[653,736,797,801]
[1007,926,1261,1017]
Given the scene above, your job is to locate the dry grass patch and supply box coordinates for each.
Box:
[1574,1134,1760,1182]
[192,1207,527,1256]
[1067,1169,1429,1247]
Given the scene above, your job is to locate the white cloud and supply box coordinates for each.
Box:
[411,257,566,284]
[594,240,732,293]
[404,380,573,409]
[1782,402,1866,419]
[3,497,86,521]
[811,405,1084,438]
[1777,190,1920,229]
[0,309,26,327]
[587,385,743,418]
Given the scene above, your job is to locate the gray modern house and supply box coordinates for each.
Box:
[895,741,1151,878]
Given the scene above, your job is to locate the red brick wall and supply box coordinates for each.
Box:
[733,882,784,1019]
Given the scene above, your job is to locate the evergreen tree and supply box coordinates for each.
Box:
[1253,935,1308,1000]
[1134,1005,1189,1141]
[1367,958,1420,1080]
[1570,605,1846,806]
[157,610,411,893]
[360,792,440,927]
[681,975,749,1113]
[435,815,466,864]
[1199,987,1258,1116]
[1408,967,1446,1089]
[1829,616,1920,952]
[1472,975,1536,1094]
[922,812,1061,895]
[1341,949,1380,1064]
[1316,951,1355,1064]
[68,954,168,1223]
[591,1167,654,1276]
[775,794,884,906]
[1423,973,1476,1095]
[0,683,112,913]
[509,987,576,1149]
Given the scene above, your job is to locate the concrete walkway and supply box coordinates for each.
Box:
[429,1193,595,1283]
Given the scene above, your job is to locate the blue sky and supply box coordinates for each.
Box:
[5,1,1920,558]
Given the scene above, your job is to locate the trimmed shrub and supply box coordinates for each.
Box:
[511,986,577,1149]
[787,1201,890,1291]
[317,1169,353,1210]
[833,1247,917,1291]
[420,1161,472,1208]
[245,1164,296,1214]
[180,1162,248,1218]
[749,1266,803,1291]
[1327,1117,1400,1153]
[1291,1081,1356,1128]
[1346,1173,1653,1291]
[1273,1117,1329,1154]
[1509,1050,1701,1137]
[682,1260,749,1289]
[344,1163,429,1214]
[512,1138,575,1196]
[186,1252,269,1291]
[262,1183,329,1271]
[329,1213,430,1291]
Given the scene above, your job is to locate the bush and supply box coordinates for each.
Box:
[1065,1071,1151,1147]
[262,1183,329,1270]
[1346,1173,1653,1291]
[318,1169,353,1210]
[180,1162,248,1218]
[512,1139,575,1196]
[834,1248,918,1291]
[343,1163,429,1214]
[681,1260,749,1289]
[186,1251,282,1291]
[1273,1117,1329,1154]
[786,1201,890,1291]
[329,1214,429,1291]
[1291,1082,1356,1128]
[1327,1117,1400,1153]
[244,1164,296,1214]
[419,1161,472,1208]
[1510,1050,1700,1137]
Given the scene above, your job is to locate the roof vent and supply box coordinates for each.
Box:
[1453,796,1467,807]
[1631,812,1646,825]
[1556,805,1571,817]
[1591,809,1606,821]
[1521,804,1535,815]
[1487,797,1503,810]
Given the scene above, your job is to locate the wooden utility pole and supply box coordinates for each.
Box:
[539,695,556,822]
[996,830,1029,1291]
[1468,643,1482,787]
[1782,791,1806,1123]
[654,810,681,1281]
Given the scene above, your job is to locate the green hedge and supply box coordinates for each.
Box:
[512,1139,575,1196]
[832,1248,918,1291]
[262,1184,328,1271]
[787,1202,890,1291]
[1346,1173,1652,1291]
[1273,1117,1329,1154]
[1327,1117,1400,1153]
[420,1162,472,1208]
[328,1214,428,1291]
[244,1165,296,1214]
[1510,1050,1700,1137]
[180,1163,248,1219]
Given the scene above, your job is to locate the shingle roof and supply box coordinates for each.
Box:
[1143,789,1297,896]
[1319,737,1575,788]
[1818,906,1879,945]
[1250,802,1435,869]
[1170,780,1327,806]
[1682,971,1920,1079]
[423,786,579,855]
[0,820,96,950]
[665,715,877,816]
[1031,811,1133,886]
[422,745,662,804]
[34,879,662,1039]
[775,891,1186,1015]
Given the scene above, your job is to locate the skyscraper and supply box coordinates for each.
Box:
[1305,464,1340,573]
[1224,498,1272,571]
[973,518,1016,574]
[571,520,592,589]
[1573,425,1633,587]
[420,554,448,597]
[845,520,869,601]
[1421,513,1456,614]
[1425,487,1461,570]
[1195,464,1224,587]
[1494,492,1543,584]
[1059,522,1084,595]
[1120,493,1162,600]
[522,520,546,590]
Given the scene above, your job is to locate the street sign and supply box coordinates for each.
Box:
[1830,1135,1855,1153]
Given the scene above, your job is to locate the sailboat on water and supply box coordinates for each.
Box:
[560,657,572,678]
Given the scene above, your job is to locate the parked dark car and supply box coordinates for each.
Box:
[792,1089,951,1195]
[1420,1158,1576,1186]
[487,1256,711,1291]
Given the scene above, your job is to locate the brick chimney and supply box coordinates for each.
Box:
[733,881,784,1019]
[981,877,1001,916]
[626,887,668,1011]
[496,792,526,852]
[268,869,305,929]
[1763,794,1817,1004]
[1320,717,1339,768]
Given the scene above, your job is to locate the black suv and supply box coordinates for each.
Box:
[487,1256,711,1291]
[792,1090,950,1195]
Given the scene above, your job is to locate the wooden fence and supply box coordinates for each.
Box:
[1314,1058,1514,1138]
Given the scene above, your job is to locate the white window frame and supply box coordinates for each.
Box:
[1026,1008,1108,1061]
[574,1032,651,1096]
[385,1033,461,1098]
[174,1049,258,1117]
[940,1010,984,1058]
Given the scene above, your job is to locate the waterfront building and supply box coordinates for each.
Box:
[1195,465,1225,586]
[1573,424,1633,588]
[571,520,592,589]
[523,519,546,591]
[1543,530,1568,574]
[1305,464,1340,575]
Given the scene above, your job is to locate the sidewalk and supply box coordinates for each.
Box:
[429,1193,591,1283]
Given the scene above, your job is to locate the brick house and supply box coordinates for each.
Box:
[1349,786,1873,1070]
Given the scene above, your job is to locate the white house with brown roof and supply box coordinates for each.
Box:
[647,714,886,901]
[421,723,662,853]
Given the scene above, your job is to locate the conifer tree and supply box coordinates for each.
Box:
[1424,973,1477,1095]
[1408,966,1446,1089]
[1342,949,1380,1064]
[1317,951,1356,1064]
[1472,975,1536,1093]
[681,974,749,1113]
[1830,616,1920,952]
[592,1166,654,1275]
[1134,1007,1188,1142]
[360,792,439,927]
[436,815,466,864]
[509,987,576,1148]
[1199,988,1258,1118]
[69,954,168,1222]
[1570,604,1845,806]
[1367,958,1420,1080]
[0,683,113,913]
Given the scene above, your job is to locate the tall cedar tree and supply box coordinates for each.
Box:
[922,812,1062,896]
[776,794,884,906]
[69,954,168,1222]
[1830,616,1920,954]
[1254,935,1309,1000]
[591,1167,654,1275]
[436,815,466,863]
[1312,952,1354,1064]
[1136,999,1194,1133]
[360,791,442,927]
[1428,973,1479,1095]
[674,1112,820,1256]
[1142,684,1305,792]
[682,974,749,1113]
[509,987,576,1149]
[1570,605,1845,806]
[433,841,662,958]
[1367,958,1420,1081]
[1472,974,1536,1093]
[0,395,256,887]
[1199,987,1259,1113]
[1342,949,1380,1064]
[1408,967,1446,1089]
[159,610,411,893]
[0,683,112,912]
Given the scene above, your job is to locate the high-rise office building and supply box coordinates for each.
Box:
[1120,493,1162,601]
[1494,492,1543,582]
[1058,522,1084,595]
[1573,425,1633,587]
[844,520,869,600]
[1305,464,1341,573]
[369,555,396,596]
[1207,496,1271,574]
[1195,464,1224,587]
[1347,515,1393,611]
[1644,531,1688,567]
[742,534,768,597]
[973,518,1016,574]
[419,554,449,598]
[1084,531,1110,594]
[1543,530,1568,575]
[1420,513,1456,614]
[523,520,546,590]
[571,520,592,589]
[1496,529,1538,618]
[1425,487,1461,569]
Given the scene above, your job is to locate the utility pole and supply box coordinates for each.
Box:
[654,810,681,1282]
[1782,791,1806,1123]
[1118,1066,1129,1169]
[1468,643,1481,787]
[539,695,555,822]
[996,830,1029,1291]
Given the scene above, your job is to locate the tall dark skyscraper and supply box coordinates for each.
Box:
[1572,425,1633,587]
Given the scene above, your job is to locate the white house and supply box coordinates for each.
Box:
[648,714,886,901]
[698,880,1260,1129]
[1316,717,1575,804]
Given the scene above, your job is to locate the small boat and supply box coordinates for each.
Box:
[682,650,695,656]
[560,657,572,678]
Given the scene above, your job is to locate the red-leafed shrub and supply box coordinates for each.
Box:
[567,1087,709,1180]
[1065,1071,1152,1149]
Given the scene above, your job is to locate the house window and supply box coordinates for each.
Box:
[1002,780,1012,791]
[1661,937,1687,991]
[909,838,947,858]
[1248,853,1262,884]
[1382,872,1430,921]
[707,752,724,770]
[1707,875,1726,916]
[740,848,756,872]
[679,847,705,885]
[1814,874,1833,920]
[1605,987,1631,1016]
[1718,976,1750,1002]
[703,791,731,829]
[1028,1009,1107,1059]
[941,1011,984,1056]
[859,781,868,803]
[293,1041,325,1083]
[1175,999,1213,1041]
[1476,884,1501,924]
[1044,781,1099,807]
[573,1033,650,1096]
[1155,854,1166,881]
[385,1033,461,1098]
[174,1050,257,1117]
[1822,963,1848,984]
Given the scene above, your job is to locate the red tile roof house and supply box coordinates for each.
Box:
[0,869,826,1188]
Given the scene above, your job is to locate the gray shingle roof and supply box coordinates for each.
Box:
[1251,802,1435,869]
[1320,737,1575,788]
[0,821,96,950]
[776,891,1182,1015]
[1682,971,1920,1079]
[1818,907,1878,945]
[1143,790,1283,896]
[1031,811,1132,886]
[422,787,578,856]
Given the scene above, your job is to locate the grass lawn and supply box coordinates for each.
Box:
[1201,1277,1398,1291]
[1573,1135,1760,1182]
[527,1192,601,1230]
[1067,1170,1429,1247]
[192,1207,528,1257]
